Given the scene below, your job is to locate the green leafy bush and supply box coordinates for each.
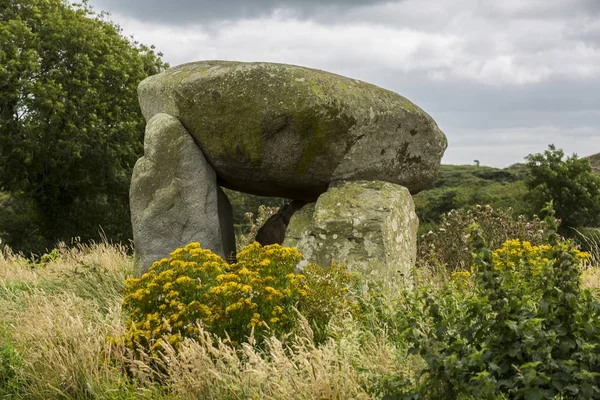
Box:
[408,226,600,399]
[122,242,355,353]
[0,329,22,394]
[417,205,550,272]
[525,144,600,233]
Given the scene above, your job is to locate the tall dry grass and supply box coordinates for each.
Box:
[3,236,596,399]
[576,229,600,295]
[0,242,416,399]
[0,242,145,398]
[126,318,413,400]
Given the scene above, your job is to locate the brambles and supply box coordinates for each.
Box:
[417,204,550,273]
[122,242,355,353]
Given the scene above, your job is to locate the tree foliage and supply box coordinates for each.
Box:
[525,145,600,233]
[0,0,168,253]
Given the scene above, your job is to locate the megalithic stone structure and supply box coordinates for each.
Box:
[131,60,447,274]
[283,181,418,281]
[130,113,236,271]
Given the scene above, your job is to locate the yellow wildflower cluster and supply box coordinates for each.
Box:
[492,239,590,276]
[446,240,590,293]
[123,242,319,352]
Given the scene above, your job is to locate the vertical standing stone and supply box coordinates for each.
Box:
[130,113,235,272]
[283,181,418,283]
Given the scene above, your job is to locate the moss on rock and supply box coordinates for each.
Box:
[283,181,418,282]
[138,61,447,199]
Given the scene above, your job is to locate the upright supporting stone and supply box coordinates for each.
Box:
[130,113,236,272]
[283,181,418,283]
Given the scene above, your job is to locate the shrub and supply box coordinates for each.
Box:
[525,144,600,233]
[301,262,360,342]
[409,225,600,399]
[0,333,22,393]
[123,242,355,353]
[417,205,550,273]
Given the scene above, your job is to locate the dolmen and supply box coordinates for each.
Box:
[131,61,447,281]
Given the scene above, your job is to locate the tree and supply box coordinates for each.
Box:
[0,0,168,253]
[525,144,600,233]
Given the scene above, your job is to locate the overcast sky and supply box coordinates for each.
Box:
[88,0,600,167]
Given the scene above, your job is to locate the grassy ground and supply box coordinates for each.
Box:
[1,239,598,399]
[0,243,422,399]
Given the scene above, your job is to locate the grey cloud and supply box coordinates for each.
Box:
[85,0,600,167]
[358,69,600,114]
[309,0,462,30]
[476,0,600,21]
[364,71,600,165]
[89,0,394,24]
[92,0,600,28]
[309,0,599,31]
[566,18,600,48]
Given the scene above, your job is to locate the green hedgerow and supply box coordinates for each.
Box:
[122,242,356,353]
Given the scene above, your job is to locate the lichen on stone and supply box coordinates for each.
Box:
[137,60,447,199]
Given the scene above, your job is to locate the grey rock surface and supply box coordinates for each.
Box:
[138,60,447,200]
[130,113,236,272]
[283,181,418,282]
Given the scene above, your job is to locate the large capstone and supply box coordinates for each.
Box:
[138,61,447,200]
[130,113,236,272]
[283,181,418,281]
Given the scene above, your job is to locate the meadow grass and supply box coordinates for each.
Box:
[1,237,598,399]
[0,242,420,399]
[577,229,600,295]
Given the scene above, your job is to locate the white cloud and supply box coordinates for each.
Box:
[116,15,462,74]
[92,0,600,166]
[113,1,600,86]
